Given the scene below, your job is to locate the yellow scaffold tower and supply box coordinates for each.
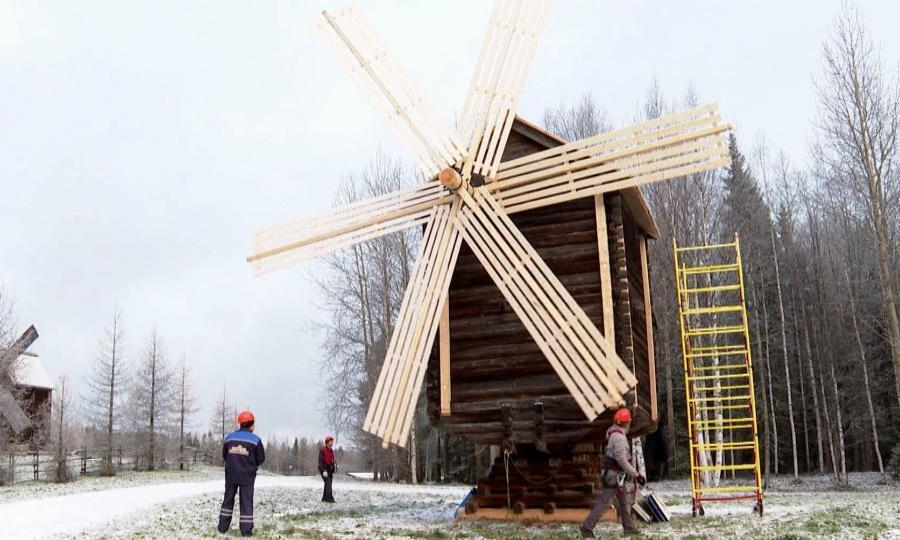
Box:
[673,234,764,517]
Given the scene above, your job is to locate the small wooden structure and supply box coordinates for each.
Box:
[426,118,660,512]
[0,326,52,447]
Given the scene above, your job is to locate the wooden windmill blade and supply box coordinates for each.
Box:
[0,325,39,436]
[457,0,551,181]
[452,188,637,421]
[491,105,731,214]
[315,5,465,178]
[363,202,463,447]
[247,182,453,275]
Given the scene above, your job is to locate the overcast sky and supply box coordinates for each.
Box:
[2,1,898,443]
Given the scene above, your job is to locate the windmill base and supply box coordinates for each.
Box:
[471,445,615,518]
[456,506,617,524]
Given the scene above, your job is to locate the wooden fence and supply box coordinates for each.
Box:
[1,446,217,485]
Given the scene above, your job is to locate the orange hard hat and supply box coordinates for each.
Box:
[237,410,255,425]
[613,407,632,425]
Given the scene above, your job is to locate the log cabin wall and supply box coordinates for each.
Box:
[425,119,658,448]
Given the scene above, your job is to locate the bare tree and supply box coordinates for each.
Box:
[84,306,127,474]
[816,4,900,408]
[129,329,173,470]
[174,356,198,471]
[52,374,76,482]
[210,381,234,442]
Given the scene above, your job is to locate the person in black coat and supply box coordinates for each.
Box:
[318,435,336,502]
[218,410,265,536]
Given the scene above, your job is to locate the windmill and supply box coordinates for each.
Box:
[0,325,40,437]
[247,1,730,450]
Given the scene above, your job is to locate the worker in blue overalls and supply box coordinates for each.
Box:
[218,410,265,536]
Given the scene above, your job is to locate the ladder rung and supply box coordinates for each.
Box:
[693,442,756,451]
[675,241,738,253]
[683,305,744,316]
[695,404,751,412]
[688,373,750,382]
[691,395,752,403]
[689,363,748,371]
[683,284,742,294]
[692,384,751,392]
[680,264,740,275]
[695,485,760,494]
[686,350,749,359]
[693,464,758,472]
[691,417,755,426]
[686,325,746,336]
[691,344,746,352]
[692,424,754,432]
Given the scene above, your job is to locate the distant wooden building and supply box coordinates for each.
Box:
[426,116,659,511]
[2,351,53,447]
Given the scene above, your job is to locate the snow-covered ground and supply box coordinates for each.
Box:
[0,469,897,538]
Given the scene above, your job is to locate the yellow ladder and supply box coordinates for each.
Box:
[674,234,763,517]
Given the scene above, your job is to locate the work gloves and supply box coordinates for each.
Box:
[322,471,328,478]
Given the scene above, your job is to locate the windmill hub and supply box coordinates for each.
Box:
[438,167,465,192]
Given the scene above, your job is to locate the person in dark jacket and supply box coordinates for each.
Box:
[218,410,265,536]
[318,435,336,502]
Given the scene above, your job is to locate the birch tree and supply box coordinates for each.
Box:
[816,4,900,409]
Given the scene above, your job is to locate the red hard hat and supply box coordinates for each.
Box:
[237,410,255,425]
[324,435,334,443]
[613,407,632,424]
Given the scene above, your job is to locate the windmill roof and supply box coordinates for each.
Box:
[11,353,53,390]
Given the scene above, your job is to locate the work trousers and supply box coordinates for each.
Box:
[218,482,255,535]
[582,485,637,534]
[321,472,334,502]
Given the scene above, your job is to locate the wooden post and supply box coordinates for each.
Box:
[595,194,615,346]
[639,236,658,420]
[439,300,451,416]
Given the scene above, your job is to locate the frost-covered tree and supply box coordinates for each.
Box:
[83,306,127,474]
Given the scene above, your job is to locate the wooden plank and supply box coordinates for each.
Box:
[595,194,615,346]
[317,6,464,176]
[439,299,451,416]
[640,235,658,421]
[364,206,447,437]
[368,201,465,446]
[454,188,640,419]
[393,205,465,445]
[496,136,724,201]
[457,0,551,181]
[249,182,452,273]
[454,203,602,418]
[478,190,635,388]
[497,104,720,173]
[500,155,731,215]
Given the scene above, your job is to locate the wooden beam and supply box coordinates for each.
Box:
[457,0,551,181]
[594,194,615,347]
[639,236,658,421]
[317,6,464,176]
[439,298,451,416]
